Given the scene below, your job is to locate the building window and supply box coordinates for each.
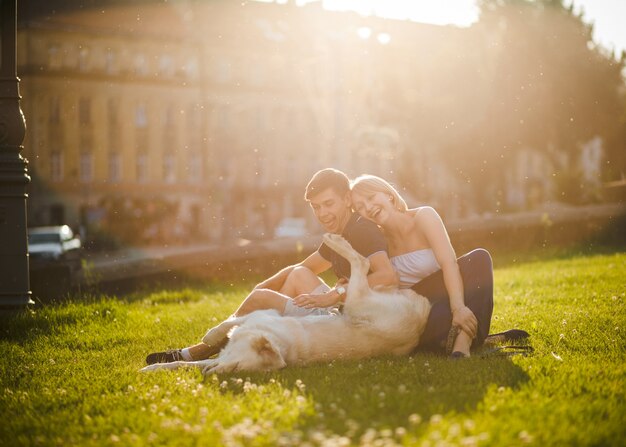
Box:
[105,49,117,74]
[162,105,175,126]
[108,152,121,183]
[48,45,62,69]
[185,57,199,78]
[79,97,91,125]
[108,99,121,153]
[163,152,176,184]
[49,97,61,124]
[78,46,90,71]
[135,103,148,128]
[159,54,174,76]
[134,53,147,76]
[215,60,232,83]
[136,152,148,183]
[50,151,63,182]
[79,151,93,183]
[108,98,118,126]
[188,152,202,184]
[216,104,230,131]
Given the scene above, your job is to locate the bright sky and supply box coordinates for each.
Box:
[316,0,626,58]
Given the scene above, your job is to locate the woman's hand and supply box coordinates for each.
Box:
[452,306,478,339]
[293,291,339,309]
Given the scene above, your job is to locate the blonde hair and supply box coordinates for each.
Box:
[350,174,408,212]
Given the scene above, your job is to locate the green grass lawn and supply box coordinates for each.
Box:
[1,250,625,446]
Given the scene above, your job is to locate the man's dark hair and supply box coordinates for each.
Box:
[304,168,350,200]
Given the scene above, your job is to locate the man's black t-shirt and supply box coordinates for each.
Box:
[318,213,388,279]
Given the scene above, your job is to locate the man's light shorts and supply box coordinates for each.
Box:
[283,283,339,317]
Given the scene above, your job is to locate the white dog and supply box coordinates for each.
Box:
[141,233,431,374]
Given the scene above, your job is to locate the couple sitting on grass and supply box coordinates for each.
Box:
[146,168,527,364]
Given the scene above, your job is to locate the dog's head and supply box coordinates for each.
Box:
[222,329,286,372]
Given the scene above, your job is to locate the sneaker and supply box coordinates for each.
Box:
[145,349,183,365]
[484,329,530,345]
[449,351,469,360]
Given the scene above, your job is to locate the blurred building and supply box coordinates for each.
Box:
[18,0,460,243]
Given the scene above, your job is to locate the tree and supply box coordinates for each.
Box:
[454,0,625,207]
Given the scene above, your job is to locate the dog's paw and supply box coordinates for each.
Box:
[140,362,181,372]
[322,233,349,249]
[140,363,163,372]
[206,361,239,374]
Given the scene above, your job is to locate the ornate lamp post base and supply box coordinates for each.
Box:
[0,0,33,308]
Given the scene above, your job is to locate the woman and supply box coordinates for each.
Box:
[350,174,494,358]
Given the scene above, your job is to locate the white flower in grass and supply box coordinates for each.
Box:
[395,427,407,438]
[448,423,461,437]
[220,381,228,389]
[408,414,422,425]
[463,419,476,431]
[380,429,393,438]
[109,434,120,442]
[518,430,533,443]
[360,428,377,443]
[429,414,443,425]
[430,430,442,441]
[398,384,407,393]
[460,436,478,447]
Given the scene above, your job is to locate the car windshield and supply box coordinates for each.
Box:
[29,233,61,244]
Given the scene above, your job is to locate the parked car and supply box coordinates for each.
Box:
[274,217,307,238]
[28,225,82,272]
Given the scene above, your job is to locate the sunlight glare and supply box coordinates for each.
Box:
[322,0,479,27]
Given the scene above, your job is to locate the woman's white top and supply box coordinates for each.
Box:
[390,248,440,289]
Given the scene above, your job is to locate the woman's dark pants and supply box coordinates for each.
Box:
[411,248,494,353]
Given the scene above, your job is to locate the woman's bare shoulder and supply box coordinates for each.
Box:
[409,206,440,219]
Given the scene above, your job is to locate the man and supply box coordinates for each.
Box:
[146,168,398,364]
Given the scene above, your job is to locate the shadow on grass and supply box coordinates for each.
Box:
[216,353,530,434]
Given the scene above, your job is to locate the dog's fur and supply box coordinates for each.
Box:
[141,234,431,374]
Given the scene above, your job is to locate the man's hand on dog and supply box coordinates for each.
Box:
[293,291,340,309]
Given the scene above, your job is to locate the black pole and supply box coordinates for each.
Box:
[0,0,32,308]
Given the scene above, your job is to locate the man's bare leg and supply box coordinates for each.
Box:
[146,267,326,363]
[187,289,290,360]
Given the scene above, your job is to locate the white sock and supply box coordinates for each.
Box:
[180,348,192,361]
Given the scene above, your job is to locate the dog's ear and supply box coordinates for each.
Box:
[251,336,286,368]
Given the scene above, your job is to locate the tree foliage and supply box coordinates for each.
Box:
[393,0,625,212]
